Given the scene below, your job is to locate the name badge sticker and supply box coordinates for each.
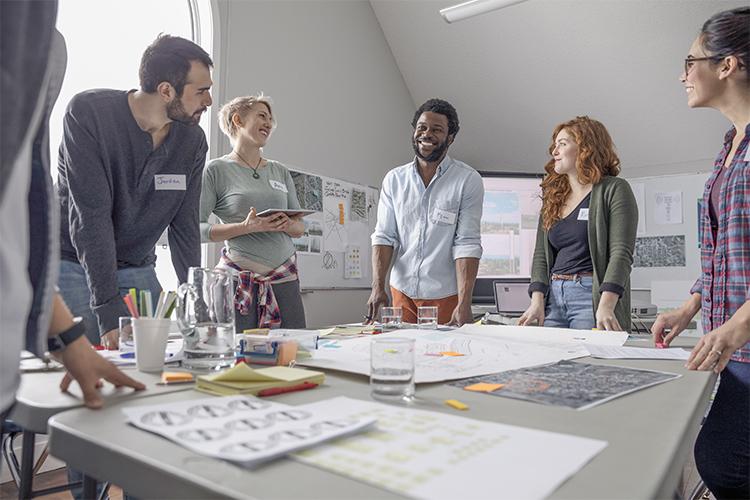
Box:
[154,174,186,191]
[744,146,750,162]
[269,180,288,193]
[578,208,589,221]
[434,208,457,225]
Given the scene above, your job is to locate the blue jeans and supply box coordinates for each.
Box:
[694,360,750,499]
[58,260,162,345]
[544,276,595,330]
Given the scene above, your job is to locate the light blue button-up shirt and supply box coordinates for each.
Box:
[371,156,484,299]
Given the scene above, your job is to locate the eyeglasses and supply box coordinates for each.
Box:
[684,56,719,76]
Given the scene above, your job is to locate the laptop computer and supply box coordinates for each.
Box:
[492,280,530,315]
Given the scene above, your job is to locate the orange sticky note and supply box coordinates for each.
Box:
[464,382,504,392]
[444,399,469,410]
[338,203,345,224]
[440,351,464,357]
[159,372,194,384]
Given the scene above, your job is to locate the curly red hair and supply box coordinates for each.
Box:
[540,116,621,230]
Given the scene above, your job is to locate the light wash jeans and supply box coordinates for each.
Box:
[58,259,162,344]
[544,275,596,330]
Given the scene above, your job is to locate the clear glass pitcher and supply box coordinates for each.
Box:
[176,267,236,370]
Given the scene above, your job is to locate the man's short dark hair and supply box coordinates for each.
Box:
[139,34,213,96]
[411,98,460,137]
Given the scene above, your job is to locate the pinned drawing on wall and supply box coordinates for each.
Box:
[634,235,686,267]
[344,245,362,279]
[323,180,351,252]
[631,182,646,235]
[350,189,368,222]
[653,191,683,225]
[291,171,323,211]
[292,214,323,254]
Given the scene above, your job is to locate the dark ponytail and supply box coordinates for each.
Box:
[700,7,750,82]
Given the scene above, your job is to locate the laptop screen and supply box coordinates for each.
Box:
[493,281,530,315]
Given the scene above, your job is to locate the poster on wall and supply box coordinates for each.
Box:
[653,191,683,225]
[634,235,686,267]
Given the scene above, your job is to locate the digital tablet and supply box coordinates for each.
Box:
[255,208,317,218]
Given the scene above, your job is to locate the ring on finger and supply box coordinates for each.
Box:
[709,349,723,357]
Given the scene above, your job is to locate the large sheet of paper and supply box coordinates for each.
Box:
[300,329,590,383]
[122,395,375,468]
[451,360,680,410]
[294,397,607,500]
[585,344,691,360]
[456,323,629,347]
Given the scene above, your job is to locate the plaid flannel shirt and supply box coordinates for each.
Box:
[218,248,298,329]
[690,124,750,363]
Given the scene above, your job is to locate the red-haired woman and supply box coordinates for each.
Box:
[519,116,637,331]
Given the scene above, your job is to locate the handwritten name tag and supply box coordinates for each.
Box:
[434,208,457,225]
[577,208,589,221]
[154,174,186,190]
[269,180,288,193]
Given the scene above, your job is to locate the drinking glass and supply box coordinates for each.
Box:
[370,337,415,402]
[417,306,438,329]
[380,306,402,330]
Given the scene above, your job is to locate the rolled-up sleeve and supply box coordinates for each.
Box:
[371,173,399,247]
[452,171,483,260]
[690,277,703,296]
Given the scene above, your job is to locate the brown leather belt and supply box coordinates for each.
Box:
[551,272,593,281]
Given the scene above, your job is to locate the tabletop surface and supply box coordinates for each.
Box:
[47,338,716,500]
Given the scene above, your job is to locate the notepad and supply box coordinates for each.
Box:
[195,363,325,396]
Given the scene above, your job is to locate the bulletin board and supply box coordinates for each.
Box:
[288,167,380,290]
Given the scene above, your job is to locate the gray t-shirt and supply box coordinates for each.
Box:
[200,157,301,269]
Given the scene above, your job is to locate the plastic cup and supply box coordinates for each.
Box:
[133,318,171,372]
[417,306,438,329]
[370,337,415,402]
[380,307,403,330]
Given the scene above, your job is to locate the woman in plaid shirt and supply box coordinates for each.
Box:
[651,7,750,499]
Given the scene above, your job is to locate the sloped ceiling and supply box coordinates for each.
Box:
[370,0,746,176]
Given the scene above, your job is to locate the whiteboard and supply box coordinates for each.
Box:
[288,167,379,290]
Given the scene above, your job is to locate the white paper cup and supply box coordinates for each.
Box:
[133,318,171,372]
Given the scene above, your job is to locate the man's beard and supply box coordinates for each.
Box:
[167,96,203,126]
[412,137,449,163]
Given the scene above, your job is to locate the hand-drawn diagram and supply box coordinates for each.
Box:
[322,180,351,252]
[123,395,375,467]
[634,235,686,267]
[451,360,680,410]
[322,251,337,270]
[350,188,367,222]
[291,171,323,211]
[301,329,586,383]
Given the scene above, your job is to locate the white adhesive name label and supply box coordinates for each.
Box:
[434,208,457,225]
[154,174,186,190]
[269,180,288,193]
[578,208,589,221]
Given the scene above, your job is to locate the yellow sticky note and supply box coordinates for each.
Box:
[444,399,469,411]
[464,382,504,393]
[440,351,464,357]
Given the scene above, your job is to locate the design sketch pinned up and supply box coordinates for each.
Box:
[291,171,323,211]
[350,188,367,222]
[322,251,337,270]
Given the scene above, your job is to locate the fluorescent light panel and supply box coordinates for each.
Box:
[440,0,530,23]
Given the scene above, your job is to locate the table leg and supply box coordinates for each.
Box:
[19,430,35,499]
[82,475,97,500]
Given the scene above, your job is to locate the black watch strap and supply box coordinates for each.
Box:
[47,317,86,353]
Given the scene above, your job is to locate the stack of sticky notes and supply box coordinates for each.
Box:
[195,363,325,396]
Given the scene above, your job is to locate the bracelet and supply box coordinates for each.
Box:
[47,317,86,353]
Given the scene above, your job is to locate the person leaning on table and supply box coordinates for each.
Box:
[519,116,637,332]
[200,94,307,331]
[651,7,750,499]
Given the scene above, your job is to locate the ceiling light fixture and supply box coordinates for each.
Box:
[439,0,530,23]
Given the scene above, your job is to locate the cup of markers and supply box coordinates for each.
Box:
[122,289,179,372]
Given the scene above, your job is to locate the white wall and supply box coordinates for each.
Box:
[211,0,415,327]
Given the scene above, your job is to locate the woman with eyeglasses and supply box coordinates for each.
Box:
[651,7,750,499]
[519,116,637,332]
[200,94,307,331]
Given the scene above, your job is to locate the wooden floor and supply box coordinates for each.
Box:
[0,468,123,500]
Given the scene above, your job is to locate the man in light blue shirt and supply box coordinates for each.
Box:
[367,99,483,326]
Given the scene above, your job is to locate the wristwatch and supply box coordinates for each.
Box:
[47,317,86,353]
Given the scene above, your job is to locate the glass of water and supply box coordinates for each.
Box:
[380,306,402,330]
[370,337,415,402]
[417,306,438,329]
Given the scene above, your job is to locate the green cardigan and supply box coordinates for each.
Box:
[530,175,638,331]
